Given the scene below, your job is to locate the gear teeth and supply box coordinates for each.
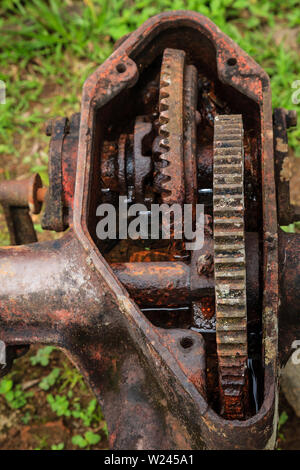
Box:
[213,114,248,420]
[159,124,170,137]
[157,48,185,204]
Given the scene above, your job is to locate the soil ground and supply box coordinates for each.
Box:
[0,346,109,450]
[0,346,299,449]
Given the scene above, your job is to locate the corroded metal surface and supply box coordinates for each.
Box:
[42,114,80,231]
[112,261,214,307]
[273,108,299,225]
[42,117,69,231]
[0,10,298,451]
[278,231,300,366]
[0,173,43,214]
[0,174,44,245]
[213,114,248,419]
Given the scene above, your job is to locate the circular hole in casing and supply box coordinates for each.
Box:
[227,57,237,66]
[116,63,126,73]
[180,336,194,349]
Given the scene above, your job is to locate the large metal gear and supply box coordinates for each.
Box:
[213,114,248,419]
[1,11,300,450]
[157,52,249,418]
[156,49,198,208]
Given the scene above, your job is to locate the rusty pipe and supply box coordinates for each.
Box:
[0,234,211,343]
[0,174,44,214]
[111,261,213,307]
[0,233,112,345]
[0,174,46,245]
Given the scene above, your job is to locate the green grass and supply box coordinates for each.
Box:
[0,0,299,169]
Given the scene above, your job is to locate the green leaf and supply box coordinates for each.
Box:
[30,346,55,366]
[34,223,43,233]
[47,393,71,417]
[278,411,289,430]
[84,431,101,445]
[102,422,109,438]
[72,435,88,449]
[87,398,97,415]
[281,223,296,233]
[51,442,65,450]
[39,367,61,390]
[0,378,13,394]
[21,411,32,424]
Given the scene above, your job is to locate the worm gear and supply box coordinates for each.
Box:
[213,114,248,419]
